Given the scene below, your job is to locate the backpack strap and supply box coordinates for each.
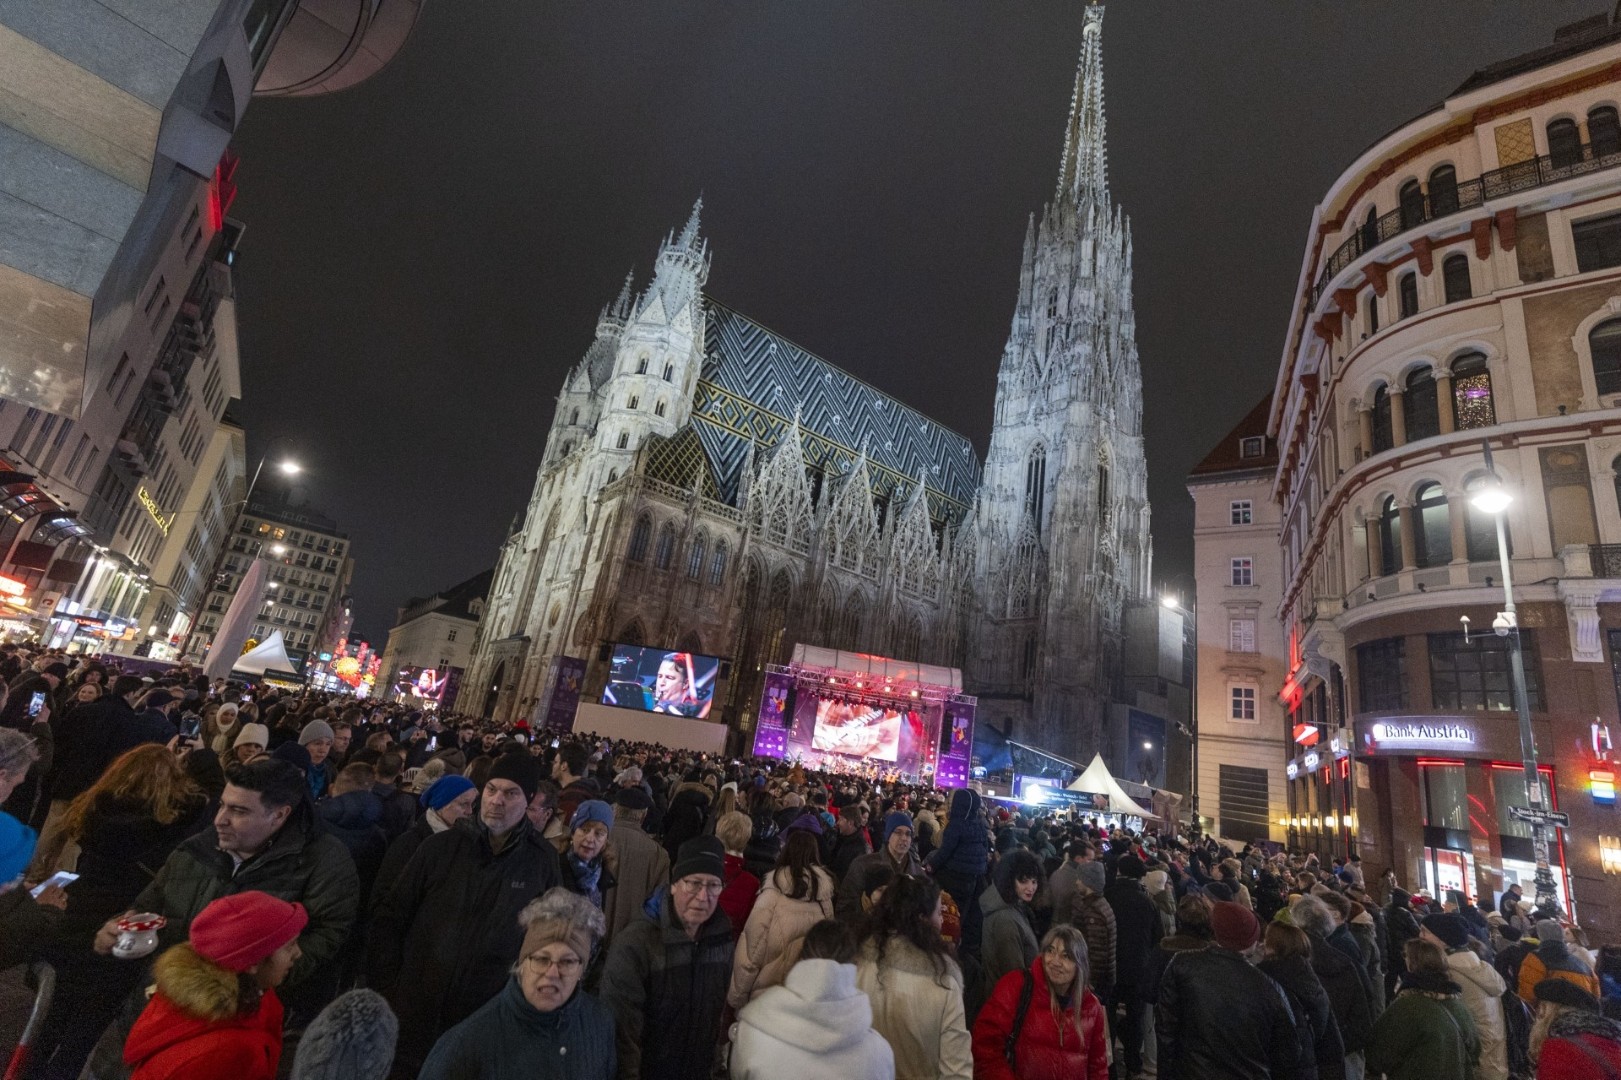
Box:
[1005,969,1036,1068]
[1562,1032,1621,1080]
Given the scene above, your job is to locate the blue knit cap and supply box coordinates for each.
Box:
[883,810,915,842]
[570,799,615,832]
[419,775,476,811]
[0,811,37,883]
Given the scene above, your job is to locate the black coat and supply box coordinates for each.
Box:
[1306,929,1376,1054]
[367,817,562,1071]
[54,793,210,940]
[1104,875,1165,993]
[48,695,164,802]
[1157,946,1300,1080]
[1259,952,1346,1080]
[374,814,435,907]
[372,781,418,842]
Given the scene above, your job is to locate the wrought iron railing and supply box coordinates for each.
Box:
[1590,543,1621,578]
[1309,141,1621,309]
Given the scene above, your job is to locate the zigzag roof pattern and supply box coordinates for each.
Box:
[690,301,981,525]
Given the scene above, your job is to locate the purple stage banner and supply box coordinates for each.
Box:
[935,700,975,789]
[541,656,587,733]
[751,671,794,758]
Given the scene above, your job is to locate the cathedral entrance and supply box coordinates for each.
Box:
[482,660,506,719]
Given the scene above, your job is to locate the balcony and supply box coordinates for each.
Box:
[1310,140,1621,309]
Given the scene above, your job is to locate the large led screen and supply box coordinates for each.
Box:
[808,698,905,762]
[601,645,720,719]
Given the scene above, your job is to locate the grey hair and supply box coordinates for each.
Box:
[509,887,607,976]
[0,729,39,777]
[1290,894,1336,938]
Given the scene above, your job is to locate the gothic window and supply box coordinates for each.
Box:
[627,396,638,410]
[1442,253,1471,303]
[1022,635,1037,680]
[1413,482,1451,567]
[1399,179,1425,230]
[686,531,707,579]
[1371,385,1394,452]
[708,541,728,586]
[1428,164,1459,216]
[607,469,618,483]
[1397,271,1418,320]
[1377,495,1402,574]
[1451,353,1495,429]
[1547,117,1581,169]
[662,363,674,382]
[1592,106,1621,158]
[627,515,652,563]
[1096,464,1109,519]
[569,408,579,425]
[1045,289,1059,355]
[654,400,667,418]
[1404,367,1439,442]
[635,356,649,375]
[839,594,865,648]
[1025,445,1046,531]
[654,524,676,570]
[1591,318,1621,396]
[616,432,629,449]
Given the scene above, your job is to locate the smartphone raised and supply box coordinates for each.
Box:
[30,870,78,897]
[27,690,45,718]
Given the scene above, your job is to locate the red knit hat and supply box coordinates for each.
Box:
[189,891,308,973]
[1210,900,1261,952]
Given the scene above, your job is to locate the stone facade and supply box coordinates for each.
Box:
[460,5,1150,763]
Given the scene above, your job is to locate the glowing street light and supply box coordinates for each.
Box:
[276,460,302,476]
[1469,475,1513,515]
[270,544,287,556]
[1161,594,1180,609]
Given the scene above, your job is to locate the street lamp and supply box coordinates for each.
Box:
[1469,441,1559,912]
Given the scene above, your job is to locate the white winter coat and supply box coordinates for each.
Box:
[855,935,972,1080]
[727,866,836,1007]
[730,958,895,1080]
[1446,946,1509,1080]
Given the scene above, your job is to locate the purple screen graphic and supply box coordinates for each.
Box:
[750,672,793,758]
[935,702,975,789]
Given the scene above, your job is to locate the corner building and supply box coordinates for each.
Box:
[1268,15,1621,935]
[461,5,1151,764]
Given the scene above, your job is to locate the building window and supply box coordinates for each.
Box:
[708,542,728,586]
[1365,290,1379,336]
[1230,500,1252,525]
[1399,179,1425,230]
[1451,352,1495,429]
[653,524,676,570]
[1421,761,1469,832]
[1229,558,1253,586]
[1230,685,1258,722]
[1413,482,1451,567]
[1025,445,1046,532]
[1428,164,1459,216]
[1592,106,1621,158]
[686,532,707,580]
[1240,436,1264,459]
[1096,463,1109,518]
[654,400,667,418]
[1356,637,1408,712]
[1371,385,1394,452]
[626,396,638,410]
[627,514,652,562]
[616,432,629,450]
[1228,618,1256,653]
[1573,210,1621,273]
[569,408,579,424]
[448,629,457,642]
[1377,495,1402,574]
[662,363,674,382]
[635,356,648,374]
[1591,317,1621,396]
[1429,630,1543,712]
[1547,117,1581,169]
[1398,271,1419,320]
[1405,368,1439,442]
[1442,253,1472,303]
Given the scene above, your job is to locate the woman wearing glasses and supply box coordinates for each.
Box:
[419,887,615,1079]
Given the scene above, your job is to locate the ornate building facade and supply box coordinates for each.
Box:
[460,4,1150,762]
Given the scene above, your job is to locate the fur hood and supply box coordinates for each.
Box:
[860,933,963,988]
[1549,1007,1621,1044]
[152,942,248,1021]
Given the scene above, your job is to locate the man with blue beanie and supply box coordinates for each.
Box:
[0,809,62,969]
[835,808,924,919]
[373,775,479,910]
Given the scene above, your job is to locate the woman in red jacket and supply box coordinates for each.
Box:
[122,891,306,1080]
[971,924,1109,1080]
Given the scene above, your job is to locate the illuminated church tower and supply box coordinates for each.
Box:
[969,2,1153,761]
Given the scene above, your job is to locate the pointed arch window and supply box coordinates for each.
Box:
[1096,463,1110,519]
[663,363,674,382]
[686,531,707,579]
[635,356,649,375]
[1398,271,1419,320]
[1025,445,1047,533]
[1428,164,1459,216]
[708,541,728,586]
[616,432,629,449]
[1590,317,1621,396]
[654,400,667,418]
[1404,368,1439,442]
[627,514,652,563]
[1045,288,1060,355]
[1371,385,1394,453]
[1548,118,1581,169]
[569,407,580,425]
[626,395,638,410]
[1451,352,1495,429]
[654,524,677,570]
[839,594,864,648]
[1022,634,1037,680]
[1377,495,1403,575]
[1399,179,1425,230]
[1442,253,1471,303]
[1414,483,1451,567]
[1591,106,1621,159]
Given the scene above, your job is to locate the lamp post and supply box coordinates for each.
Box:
[1470,442,1558,912]
[1162,586,1198,829]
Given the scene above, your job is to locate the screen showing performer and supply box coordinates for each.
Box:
[808,697,904,762]
[601,645,721,719]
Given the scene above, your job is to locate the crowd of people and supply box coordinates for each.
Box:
[0,646,1618,1079]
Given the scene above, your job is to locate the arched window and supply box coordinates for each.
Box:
[1399,179,1425,229]
[1360,204,1378,251]
[708,541,728,586]
[654,400,667,418]
[635,356,649,375]
[1442,253,1471,303]
[1548,118,1581,169]
[1377,495,1403,574]
[839,594,864,648]
[616,432,629,449]
[626,395,638,410]
[1398,271,1419,320]
[1025,445,1046,532]
[1428,164,1459,216]
[1413,483,1451,567]
[662,363,674,382]
[1591,106,1621,158]
[1451,352,1495,429]
[1022,635,1038,680]
[654,524,676,570]
[1404,367,1440,442]
[1365,290,1379,337]
[1590,318,1621,396]
[1371,384,1394,452]
[1045,288,1060,355]
[1096,463,1110,518]
[627,514,652,563]
[686,531,707,579]
[607,469,618,483]
[569,407,579,425]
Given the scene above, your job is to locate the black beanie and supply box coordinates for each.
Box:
[671,836,726,884]
[486,754,543,802]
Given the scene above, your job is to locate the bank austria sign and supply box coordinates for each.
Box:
[1360,715,1481,754]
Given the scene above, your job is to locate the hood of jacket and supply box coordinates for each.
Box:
[1445,947,1506,996]
[949,787,977,818]
[318,789,382,830]
[738,959,875,1054]
[860,933,962,987]
[122,941,280,1068]
[1549,1007,1621,1043]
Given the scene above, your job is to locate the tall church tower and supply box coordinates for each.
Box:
[971,3,1152,762]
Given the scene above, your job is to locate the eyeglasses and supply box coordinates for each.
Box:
[674,878,724,896]
[523,953,583,975]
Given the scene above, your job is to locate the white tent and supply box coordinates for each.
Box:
[203,558,267,680]
[1068,753,1160,819]
[232,631,298,677]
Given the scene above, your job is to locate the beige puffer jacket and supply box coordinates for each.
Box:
[728,865,836,1007]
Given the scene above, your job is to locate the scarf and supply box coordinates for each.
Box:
[568,851,604,904]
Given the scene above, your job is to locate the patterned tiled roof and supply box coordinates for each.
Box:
[692,302,981,524]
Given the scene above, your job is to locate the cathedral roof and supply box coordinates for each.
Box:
[690,302,980,525]
[1188,393,1276,478]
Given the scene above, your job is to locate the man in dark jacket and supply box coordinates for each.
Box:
[1159,901,1300,1080]
[368,753,561,1078]
[828,803,871,881]
[1106,853,1165,1078]
[370,750,418,841]
[1294,893,1376,1073]
[1384,887,1422,997]
[600,836,734,1079]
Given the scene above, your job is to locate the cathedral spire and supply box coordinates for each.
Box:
[613,269,635,319]
[677,196,704,252]
[1055,3,1108,204]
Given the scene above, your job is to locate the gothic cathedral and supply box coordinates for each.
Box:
[460,4,1150,764]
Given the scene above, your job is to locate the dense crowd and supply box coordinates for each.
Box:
[0,647,1619,1079]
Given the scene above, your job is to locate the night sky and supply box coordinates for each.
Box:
[232,1,1601,642]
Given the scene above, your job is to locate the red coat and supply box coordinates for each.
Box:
[971,957,1108,1080]
[123,943,283,1080]
[1537,1019,1621,1079]
[719,853,760,941]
